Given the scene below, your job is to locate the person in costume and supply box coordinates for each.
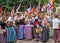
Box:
[33,17,40,41]
[24,18,32,40]
[6,21,17,43]
[40,14,50,42]
[52,15,60,43]
[0,17,5,43]
[18,19,24,39]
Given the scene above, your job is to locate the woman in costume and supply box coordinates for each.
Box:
[18,19,24,39]
[0,18,5,43]
[6,21,17,43]
[24,18,32,40]
[52,15,60,43]
[40,15,50,42]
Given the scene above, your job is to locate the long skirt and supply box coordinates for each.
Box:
[54,29,60,42]
[24,26,32,40]
[15,28,18,39]
[41,27,49,42]
[18,25,24,39]
[0,33,5,43]
[6,27,17,42]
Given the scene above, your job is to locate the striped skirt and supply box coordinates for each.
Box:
[54,29,60,41]
[0,33,5,43]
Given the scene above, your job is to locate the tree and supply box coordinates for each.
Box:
[0,0,58,12]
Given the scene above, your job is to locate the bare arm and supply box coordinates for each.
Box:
[16,4,21,12]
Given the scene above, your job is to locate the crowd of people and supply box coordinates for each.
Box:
[0,2,60,43]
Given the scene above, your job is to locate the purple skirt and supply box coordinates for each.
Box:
[24,26,32,40]
[54,29,60,41]
[0,33,5,43]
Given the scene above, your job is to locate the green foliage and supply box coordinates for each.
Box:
[0,0,39,11]
[40,0,48,6]
[0,0,58,12]
[53,1,58,12]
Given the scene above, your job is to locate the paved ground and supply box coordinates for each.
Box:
[14,38,54,43]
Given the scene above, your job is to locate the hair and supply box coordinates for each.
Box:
[19,19,24,25]
[7,21,10,26]
[55,15,58,18]
[35,19,38,22]
[2,16,6,22]
[9,21,13,26]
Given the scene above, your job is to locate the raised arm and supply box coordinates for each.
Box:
[16,4,21,13]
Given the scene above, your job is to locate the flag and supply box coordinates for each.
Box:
[48,2,53,11]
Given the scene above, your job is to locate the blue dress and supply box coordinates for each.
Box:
[18,25,24,39]
[39,20,49,42]
[6,26,17,42]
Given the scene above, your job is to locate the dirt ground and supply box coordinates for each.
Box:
[14,38,54,43]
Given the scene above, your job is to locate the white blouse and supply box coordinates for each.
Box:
[52,18,60,29]
[8,16,13,22]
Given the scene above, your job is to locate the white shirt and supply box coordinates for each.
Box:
[8,16,13,22]
[27,8,31,13]
[52,18,60,29]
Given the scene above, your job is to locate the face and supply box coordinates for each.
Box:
[2,16,6,22]
[10,21,13,25]
[7,21,10,26]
